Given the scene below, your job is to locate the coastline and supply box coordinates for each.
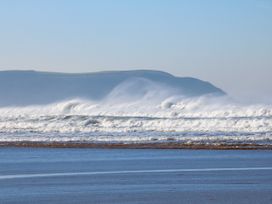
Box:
[1,147,272,204]
[0,141,271,150]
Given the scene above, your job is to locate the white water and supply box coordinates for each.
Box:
[0,78,271,145]
[1,167,272,180]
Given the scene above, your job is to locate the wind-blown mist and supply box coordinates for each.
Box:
[0,75,271,146]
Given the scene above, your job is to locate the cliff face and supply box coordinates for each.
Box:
[0,70,225,106]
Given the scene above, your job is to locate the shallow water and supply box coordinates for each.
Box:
[0,148,272,204]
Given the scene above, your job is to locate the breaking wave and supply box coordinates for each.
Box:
[0,78,271,145]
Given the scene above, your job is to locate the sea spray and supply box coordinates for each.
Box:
[0,88,271,145]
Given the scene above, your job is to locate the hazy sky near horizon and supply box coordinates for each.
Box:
[0,0,271,103]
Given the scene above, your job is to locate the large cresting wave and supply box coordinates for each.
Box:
[0,78,271,146]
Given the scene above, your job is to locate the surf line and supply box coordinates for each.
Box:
[1,167,272,180]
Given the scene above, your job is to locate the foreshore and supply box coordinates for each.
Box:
[0,141,271,150]
[1,148,272,204]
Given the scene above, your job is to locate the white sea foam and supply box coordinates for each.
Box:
[0,79,271,145]
[1,167,272,180]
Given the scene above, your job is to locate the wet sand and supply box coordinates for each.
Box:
[0,148,272,204]
[0,141,271,150]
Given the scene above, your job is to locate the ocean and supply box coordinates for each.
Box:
[0,95,271,147]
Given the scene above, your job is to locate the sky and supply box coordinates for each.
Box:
[0,0,271,103]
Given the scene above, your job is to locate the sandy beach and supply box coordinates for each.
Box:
[0,141,271,150]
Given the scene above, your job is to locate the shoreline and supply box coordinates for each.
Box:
[0,141,271,150]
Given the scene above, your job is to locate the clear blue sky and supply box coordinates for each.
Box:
[0,0,271,102]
